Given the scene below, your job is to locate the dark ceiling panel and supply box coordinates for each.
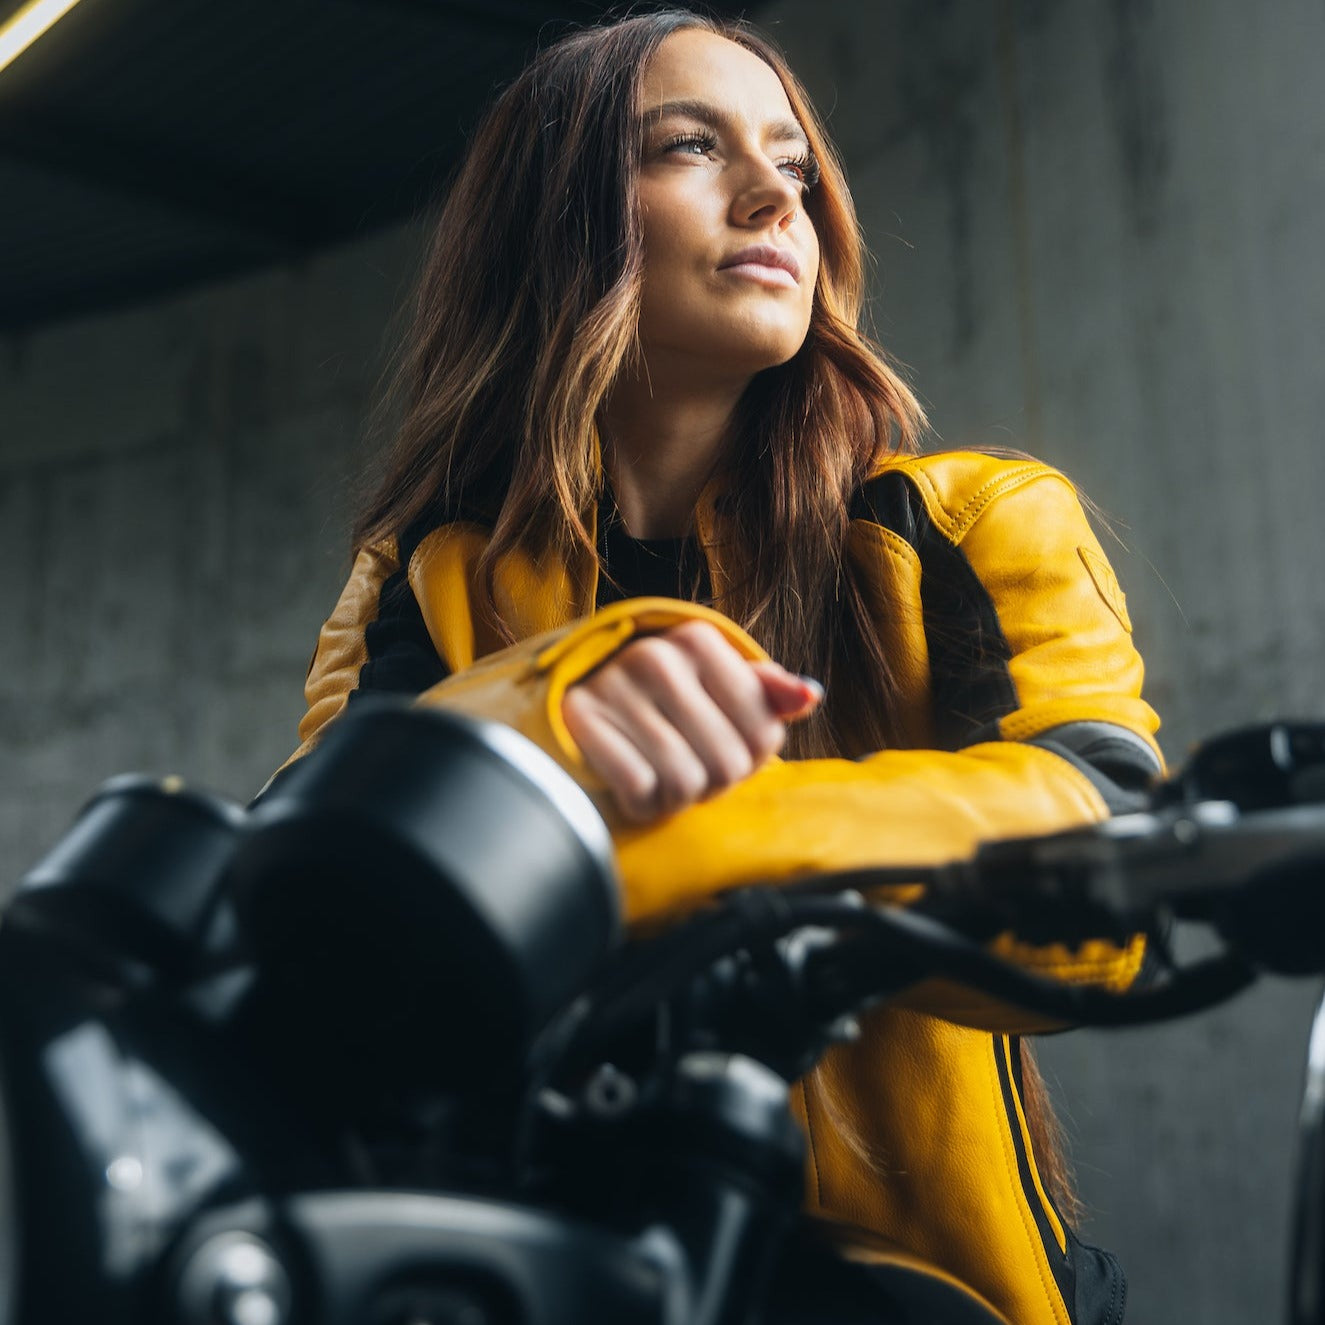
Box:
[0,107,312,251]
[0,0,767,332]
[0,156,274,328]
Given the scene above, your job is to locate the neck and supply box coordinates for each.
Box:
[603,363,749,539]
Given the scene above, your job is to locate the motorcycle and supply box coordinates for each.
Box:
[3,703,1325,1324]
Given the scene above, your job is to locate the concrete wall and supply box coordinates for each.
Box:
[758,0,1325,1319]
[2,1,1324,1320]
[0,223,427,861]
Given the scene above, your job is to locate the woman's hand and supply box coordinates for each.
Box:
[561,620,823,824]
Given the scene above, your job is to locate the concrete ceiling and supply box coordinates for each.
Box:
[0,0,761,332]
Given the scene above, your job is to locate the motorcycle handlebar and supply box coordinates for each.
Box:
[538,787,1325,1098]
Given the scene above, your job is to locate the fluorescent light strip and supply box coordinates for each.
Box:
[0,0,85,77]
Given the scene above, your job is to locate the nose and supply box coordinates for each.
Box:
[731,157,801,232]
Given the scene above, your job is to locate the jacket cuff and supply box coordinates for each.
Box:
[414,596,768,799]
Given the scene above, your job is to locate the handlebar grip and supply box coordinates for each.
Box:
[1158,722,1325,811]
[954,800,1325,974]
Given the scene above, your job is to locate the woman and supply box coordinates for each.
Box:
[279,10,1161,1323]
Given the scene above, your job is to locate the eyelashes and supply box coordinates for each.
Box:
[659,130,821,191]
[662,129,718,155]
[786,151,822,190]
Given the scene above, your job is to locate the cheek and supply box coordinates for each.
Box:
[641,212,686,272]
[801,239,821,321]
[804,231,822,291]
[639,180,719,269]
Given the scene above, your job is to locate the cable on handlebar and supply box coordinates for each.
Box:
[514,876,1262,1183]
[813,902,1259,1027]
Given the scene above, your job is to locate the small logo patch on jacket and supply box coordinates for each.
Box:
[1078,547,1132,633]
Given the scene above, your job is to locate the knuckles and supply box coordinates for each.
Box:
[665,619,728,655]
[619,639,687,693]
[618,767,661,823]
[564,620,790,824]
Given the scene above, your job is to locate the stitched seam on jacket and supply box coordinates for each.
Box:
[905,461,1051,543]
[987,1039,1070,1325]
[863,521,923,569]
[910,463,1045,540]
[1108,1256,1126,1325]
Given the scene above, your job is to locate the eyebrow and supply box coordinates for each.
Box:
[642,98,811,151]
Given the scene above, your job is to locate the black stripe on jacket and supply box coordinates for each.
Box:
[1003,1038,1130,1325]
[347,563,450,704]
[850,470,1160,806]
[851,470,1017,749]
[995,1035,1077,1310]
[345,506,470,706]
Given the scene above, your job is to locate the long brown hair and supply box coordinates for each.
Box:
[354,8,925,758]
[355,8,1075,1213]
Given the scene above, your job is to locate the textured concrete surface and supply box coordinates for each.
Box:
[0,222,428,863]
[3,2,1324,1320]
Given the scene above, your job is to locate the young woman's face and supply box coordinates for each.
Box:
[635,30,821,384]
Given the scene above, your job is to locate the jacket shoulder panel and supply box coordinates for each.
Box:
[870,451,1062,545]
[857,450,1162,766]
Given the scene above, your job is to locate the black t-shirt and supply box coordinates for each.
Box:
[595,518,711,607]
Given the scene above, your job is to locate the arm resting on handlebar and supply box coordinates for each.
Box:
[407,594,1149,1030]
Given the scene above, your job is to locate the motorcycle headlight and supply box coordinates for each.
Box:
[230,703,621,1093]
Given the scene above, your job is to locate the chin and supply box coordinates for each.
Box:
[727,332,810,374]
[692,314,808,374]
[638,306,812,380]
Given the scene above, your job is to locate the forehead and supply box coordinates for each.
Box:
[641,29,798,124]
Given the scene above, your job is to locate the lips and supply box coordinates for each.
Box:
[717,243,802,285]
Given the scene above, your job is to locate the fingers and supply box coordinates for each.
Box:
[562,622,824,824]
[565,662,712,821]
[667,623,792,760]
[751,661,824,721]
[633,626,780,784]
[562,683,670,823]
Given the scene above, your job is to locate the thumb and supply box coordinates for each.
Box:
[752,663,825,722]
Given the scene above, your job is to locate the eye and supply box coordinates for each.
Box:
[662,130,718,158]
[778,151,821,191]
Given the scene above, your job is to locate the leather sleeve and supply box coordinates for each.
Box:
[413,599,1147,1021]
[414,467,1158,1023]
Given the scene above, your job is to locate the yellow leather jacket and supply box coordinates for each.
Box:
[285,450,1161,1325]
